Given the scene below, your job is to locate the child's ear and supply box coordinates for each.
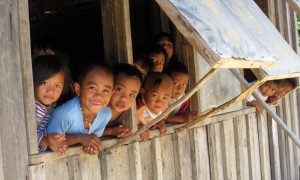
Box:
[74,82,81,96]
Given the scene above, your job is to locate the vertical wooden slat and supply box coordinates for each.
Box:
[78,155,102,179]
[289,92,299,180]
[220,120,237,180]
[208,123,224,180]
[45,159,69,179]
[173,131,193,180]
[128,142,142,180]
[257,112,271,180]
[67,155,82,180]
[282,95,296,180]
[28,164,46,180]
[101,0,138,133]
[151,138,163,180]
[139,140,153,180]
[0,0,30,179]
[161,134,176,180]
[274,0,285,34]
[19,0,38,154]
[246,113,262,180]
[267,109,281,180]
[182,41,201,112]
[189,127,210,179]
[276,105,288,180]
[234,116,250,180]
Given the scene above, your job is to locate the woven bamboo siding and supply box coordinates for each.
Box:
[28,106,300,179]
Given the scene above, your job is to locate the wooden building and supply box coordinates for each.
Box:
[1,0,300,179]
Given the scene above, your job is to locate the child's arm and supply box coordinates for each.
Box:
[166,111,198,123]
[155,120,167,137]
[246,100,263,113]
[103,125,132,140]
[65,134,102,151]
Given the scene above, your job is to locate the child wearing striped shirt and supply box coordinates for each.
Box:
[33,55,71,154]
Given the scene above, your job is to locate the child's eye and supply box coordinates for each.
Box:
[55,85,61,89]
[174,82,179,86]
[117,88,124,93]
[89,86,96,90]
[130,93,136,98]
[103,89,111,94]
[159,61,165,65]
[43,81,48,86]
[163,97,169,100]
[183,83,187,87]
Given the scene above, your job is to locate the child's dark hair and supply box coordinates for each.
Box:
[140,43,169,66]
[32,55,71,95]
[76,62,114,85]
[272,79,284,86]
[143,72,172,89]
[164,60,188,76]
[133,51,154,73]
[113,63,143,85]
[152,32,175,45]
[284,78,297,88]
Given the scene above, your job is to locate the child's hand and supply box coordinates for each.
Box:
[181,111,199,123]
[113,124,132,140]
[140,130,150,141]
[83,146,99,155]
[156,121,167,137]
[80,134,102,151]
[49,141,68,155]
[255,104,263,114]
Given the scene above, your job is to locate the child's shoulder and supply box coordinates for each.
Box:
[54,96,80,114]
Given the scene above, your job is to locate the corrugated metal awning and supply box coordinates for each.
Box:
[155,0,300,79]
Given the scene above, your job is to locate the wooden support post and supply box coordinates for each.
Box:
[104,68,219,152]
[101,0,138,132]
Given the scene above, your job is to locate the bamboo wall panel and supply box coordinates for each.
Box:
[151,138,163,180]
[139,140,153,180]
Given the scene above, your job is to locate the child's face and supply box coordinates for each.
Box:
[170,72,189,99]
[149,52,165,72]
[158,37,174,59]
[273,83,293,98]
[109,74,141,113]
[75,69,114,115]
[259,81,279,97]
[35,70,65,106]
[142,80,172,114]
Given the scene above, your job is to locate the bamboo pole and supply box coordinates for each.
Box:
[230,68,300,148]
[103,68,219,153]
[177,79,262,131]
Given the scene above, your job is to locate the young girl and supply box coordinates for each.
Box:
[103,63,143,140]
[33,55,71,154]
[153,32,176,62]
[47,62,114,155]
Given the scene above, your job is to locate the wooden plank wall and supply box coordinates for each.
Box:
[28,107,300,179]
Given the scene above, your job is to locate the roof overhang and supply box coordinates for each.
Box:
[155,0,300,79]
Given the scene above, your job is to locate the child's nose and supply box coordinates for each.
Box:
[46,85,54,93]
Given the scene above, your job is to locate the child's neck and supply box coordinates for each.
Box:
[109,106,123,122]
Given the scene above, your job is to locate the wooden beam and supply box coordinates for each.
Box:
[285,0,300,15]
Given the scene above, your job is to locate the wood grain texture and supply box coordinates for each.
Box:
[189,127,210,180]
[220,120,237,180]
[246,113,262,180]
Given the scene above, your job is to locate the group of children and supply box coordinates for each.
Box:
[33,32,297,155]
[33,32,197,155]
[246,78,297,113]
